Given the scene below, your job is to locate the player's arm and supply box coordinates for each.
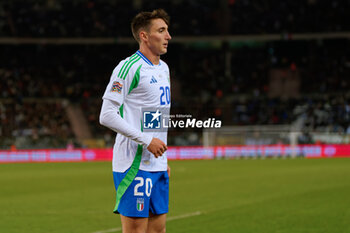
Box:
[99,99,152,146]
[99,99,167,157]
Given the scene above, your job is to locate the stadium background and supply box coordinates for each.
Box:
[0,1,350,233]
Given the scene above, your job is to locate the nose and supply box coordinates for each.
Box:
[166,31,172,40]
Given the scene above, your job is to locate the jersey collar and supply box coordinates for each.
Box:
[136,50,161,66]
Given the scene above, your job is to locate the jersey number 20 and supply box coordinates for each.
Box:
[160,86,170,105]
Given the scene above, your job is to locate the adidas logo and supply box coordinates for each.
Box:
[150,76,158,84]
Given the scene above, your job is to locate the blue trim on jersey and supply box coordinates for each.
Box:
[136,51,162,66]
[136,51,153,66]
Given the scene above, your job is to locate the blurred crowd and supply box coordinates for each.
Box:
[0,0,349,37]
[0,100,73,149]
[1,0,350,149]
[1,38,349,148]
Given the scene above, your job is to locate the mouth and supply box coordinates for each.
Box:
[163,43,168,48]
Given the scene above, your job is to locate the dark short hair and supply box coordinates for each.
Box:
[131,9,170,43]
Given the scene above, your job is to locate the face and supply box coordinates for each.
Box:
[143,18,171,55]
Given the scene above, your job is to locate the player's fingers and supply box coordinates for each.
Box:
[150,147,156,155]
[159,145,166,153]
[153,150,160,158]
[161,147,166,155]
[154,150,160,158]
[160,140,166,147]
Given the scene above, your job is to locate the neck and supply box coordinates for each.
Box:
[139,45,160,65]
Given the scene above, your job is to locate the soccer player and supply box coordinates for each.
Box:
[99,9,172,233]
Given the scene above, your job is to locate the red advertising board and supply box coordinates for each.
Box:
[0,144,349,163]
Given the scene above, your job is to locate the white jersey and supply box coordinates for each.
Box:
[102,51,170,173]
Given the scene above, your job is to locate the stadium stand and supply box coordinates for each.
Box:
[0,1,349,149]
[0,0,349,37]
[0,99,74,149]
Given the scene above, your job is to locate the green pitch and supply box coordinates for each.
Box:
[1,158,350,233]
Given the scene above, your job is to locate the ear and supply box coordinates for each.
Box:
[139,30,148,42]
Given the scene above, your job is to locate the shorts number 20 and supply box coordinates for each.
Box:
[134,177,153,197]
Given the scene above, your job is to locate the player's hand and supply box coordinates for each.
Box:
[147,138,167,158]
[167,165,171,177]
